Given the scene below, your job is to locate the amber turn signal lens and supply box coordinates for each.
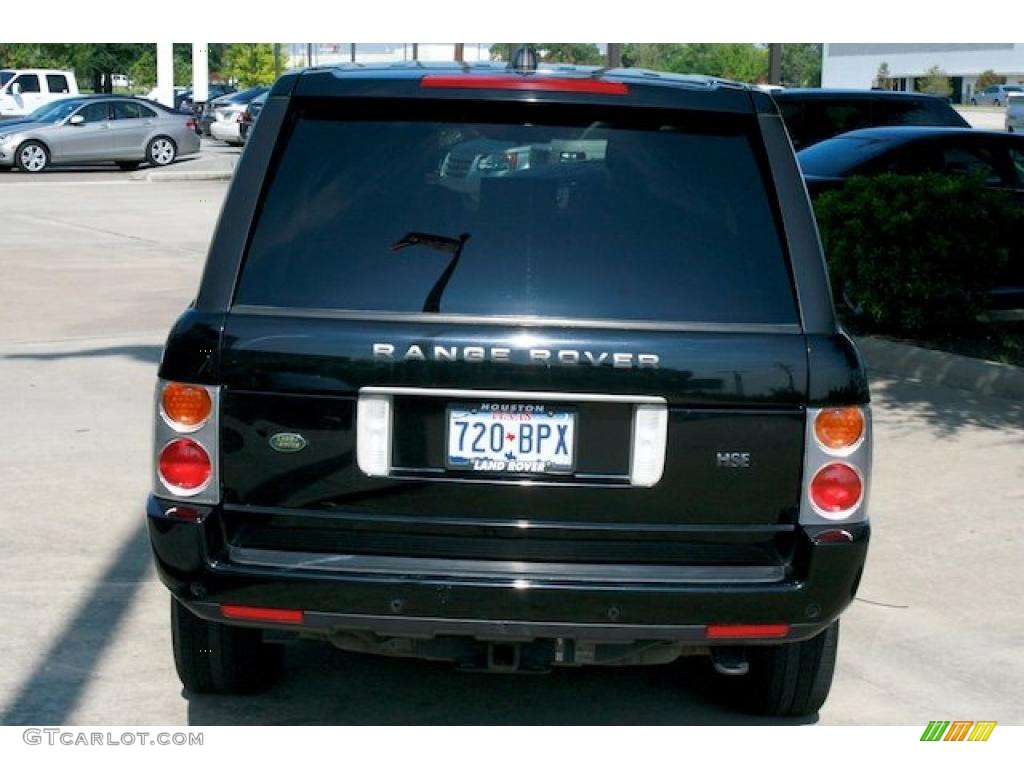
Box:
[814,407,864,451]
[162,382,212,429]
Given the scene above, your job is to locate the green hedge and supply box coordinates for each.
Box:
[813,173,1020,336]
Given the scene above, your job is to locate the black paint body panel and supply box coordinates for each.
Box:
[149,65,870,646]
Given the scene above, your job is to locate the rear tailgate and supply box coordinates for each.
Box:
[213,83,810,567]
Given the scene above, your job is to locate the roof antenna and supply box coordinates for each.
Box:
[509,45,538,73]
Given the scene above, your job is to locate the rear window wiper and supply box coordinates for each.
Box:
[391,231,471,313]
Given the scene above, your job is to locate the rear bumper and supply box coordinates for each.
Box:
[210,121,240,142]
[147,495,869,645]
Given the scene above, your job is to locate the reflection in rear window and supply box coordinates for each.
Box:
[236,103,798,325]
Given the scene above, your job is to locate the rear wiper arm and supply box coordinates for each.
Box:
[391,231,471,313]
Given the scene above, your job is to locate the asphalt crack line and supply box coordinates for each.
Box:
[6,212,205,257]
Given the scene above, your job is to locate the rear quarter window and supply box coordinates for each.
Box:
[45,74,69,93]
[235,100,799,326]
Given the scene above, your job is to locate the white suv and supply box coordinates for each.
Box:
[0,69,79,118]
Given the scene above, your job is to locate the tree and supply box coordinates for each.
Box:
[780,43,822,87]
[918,65,952,98]
[490,43,601,65]
[127,44,192,91]
[975,69,1004,91]
[874,61,891,89]
[621,43,768,82]
[223,43,277,87]
[536,43,602,65]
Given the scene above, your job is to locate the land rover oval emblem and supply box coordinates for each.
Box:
[269,433,307,453]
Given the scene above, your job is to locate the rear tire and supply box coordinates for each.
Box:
[171,597,284,694]
[720,621,839,717]
[147,136,177,167]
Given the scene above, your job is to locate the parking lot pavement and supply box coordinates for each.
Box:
[1,177,1022,725]
[956,105,1007,131]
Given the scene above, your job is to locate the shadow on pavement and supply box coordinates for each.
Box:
[185,644,815,726]
[0,520,152,725]
[870,374,1024,437]
[4,345,163,366]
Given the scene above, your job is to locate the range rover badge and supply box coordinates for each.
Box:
[269,433,308,453]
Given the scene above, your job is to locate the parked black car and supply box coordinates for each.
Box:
[773,88,970,150]
[798,126,1024,309]
[148,63,871,717]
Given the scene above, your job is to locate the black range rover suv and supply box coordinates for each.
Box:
[148,62,871,717]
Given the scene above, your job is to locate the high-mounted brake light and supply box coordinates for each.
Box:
[161,382,212,430]
[421,74,629,95]
[158,438,212,494]
[814,406,865,452]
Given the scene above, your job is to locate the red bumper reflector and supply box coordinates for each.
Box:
[220,605,304,624]
[165,506,202,522]
[706,624,790,639]
[421,74,629,95]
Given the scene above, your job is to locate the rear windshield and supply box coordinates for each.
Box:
[236,100,798,325]
[0,70,14,88]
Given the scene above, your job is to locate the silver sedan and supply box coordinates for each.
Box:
[0,96,200,173]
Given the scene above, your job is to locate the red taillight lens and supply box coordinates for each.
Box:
[809,463,863,515]
[158,438,212,493]
[161,382,212,430]
[185,118,197,130]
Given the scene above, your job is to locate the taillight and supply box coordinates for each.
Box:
[154,380,219,503]
[185,118,197,130]
[802,405,871,524]
[161,382,211,430]
[809,463,863,516]
[814,406,865,452]
[158,438,212,494]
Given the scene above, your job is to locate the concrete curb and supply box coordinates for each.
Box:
[855,335,1024,401]
[143,170,233,182]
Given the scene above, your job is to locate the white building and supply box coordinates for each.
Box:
[822,43,1024,103]
[285,43,493,69]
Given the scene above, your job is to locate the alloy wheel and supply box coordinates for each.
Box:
[19,144,47,172]
[150,138,175,166]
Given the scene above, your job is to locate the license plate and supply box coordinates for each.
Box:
[446,403,576,474]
